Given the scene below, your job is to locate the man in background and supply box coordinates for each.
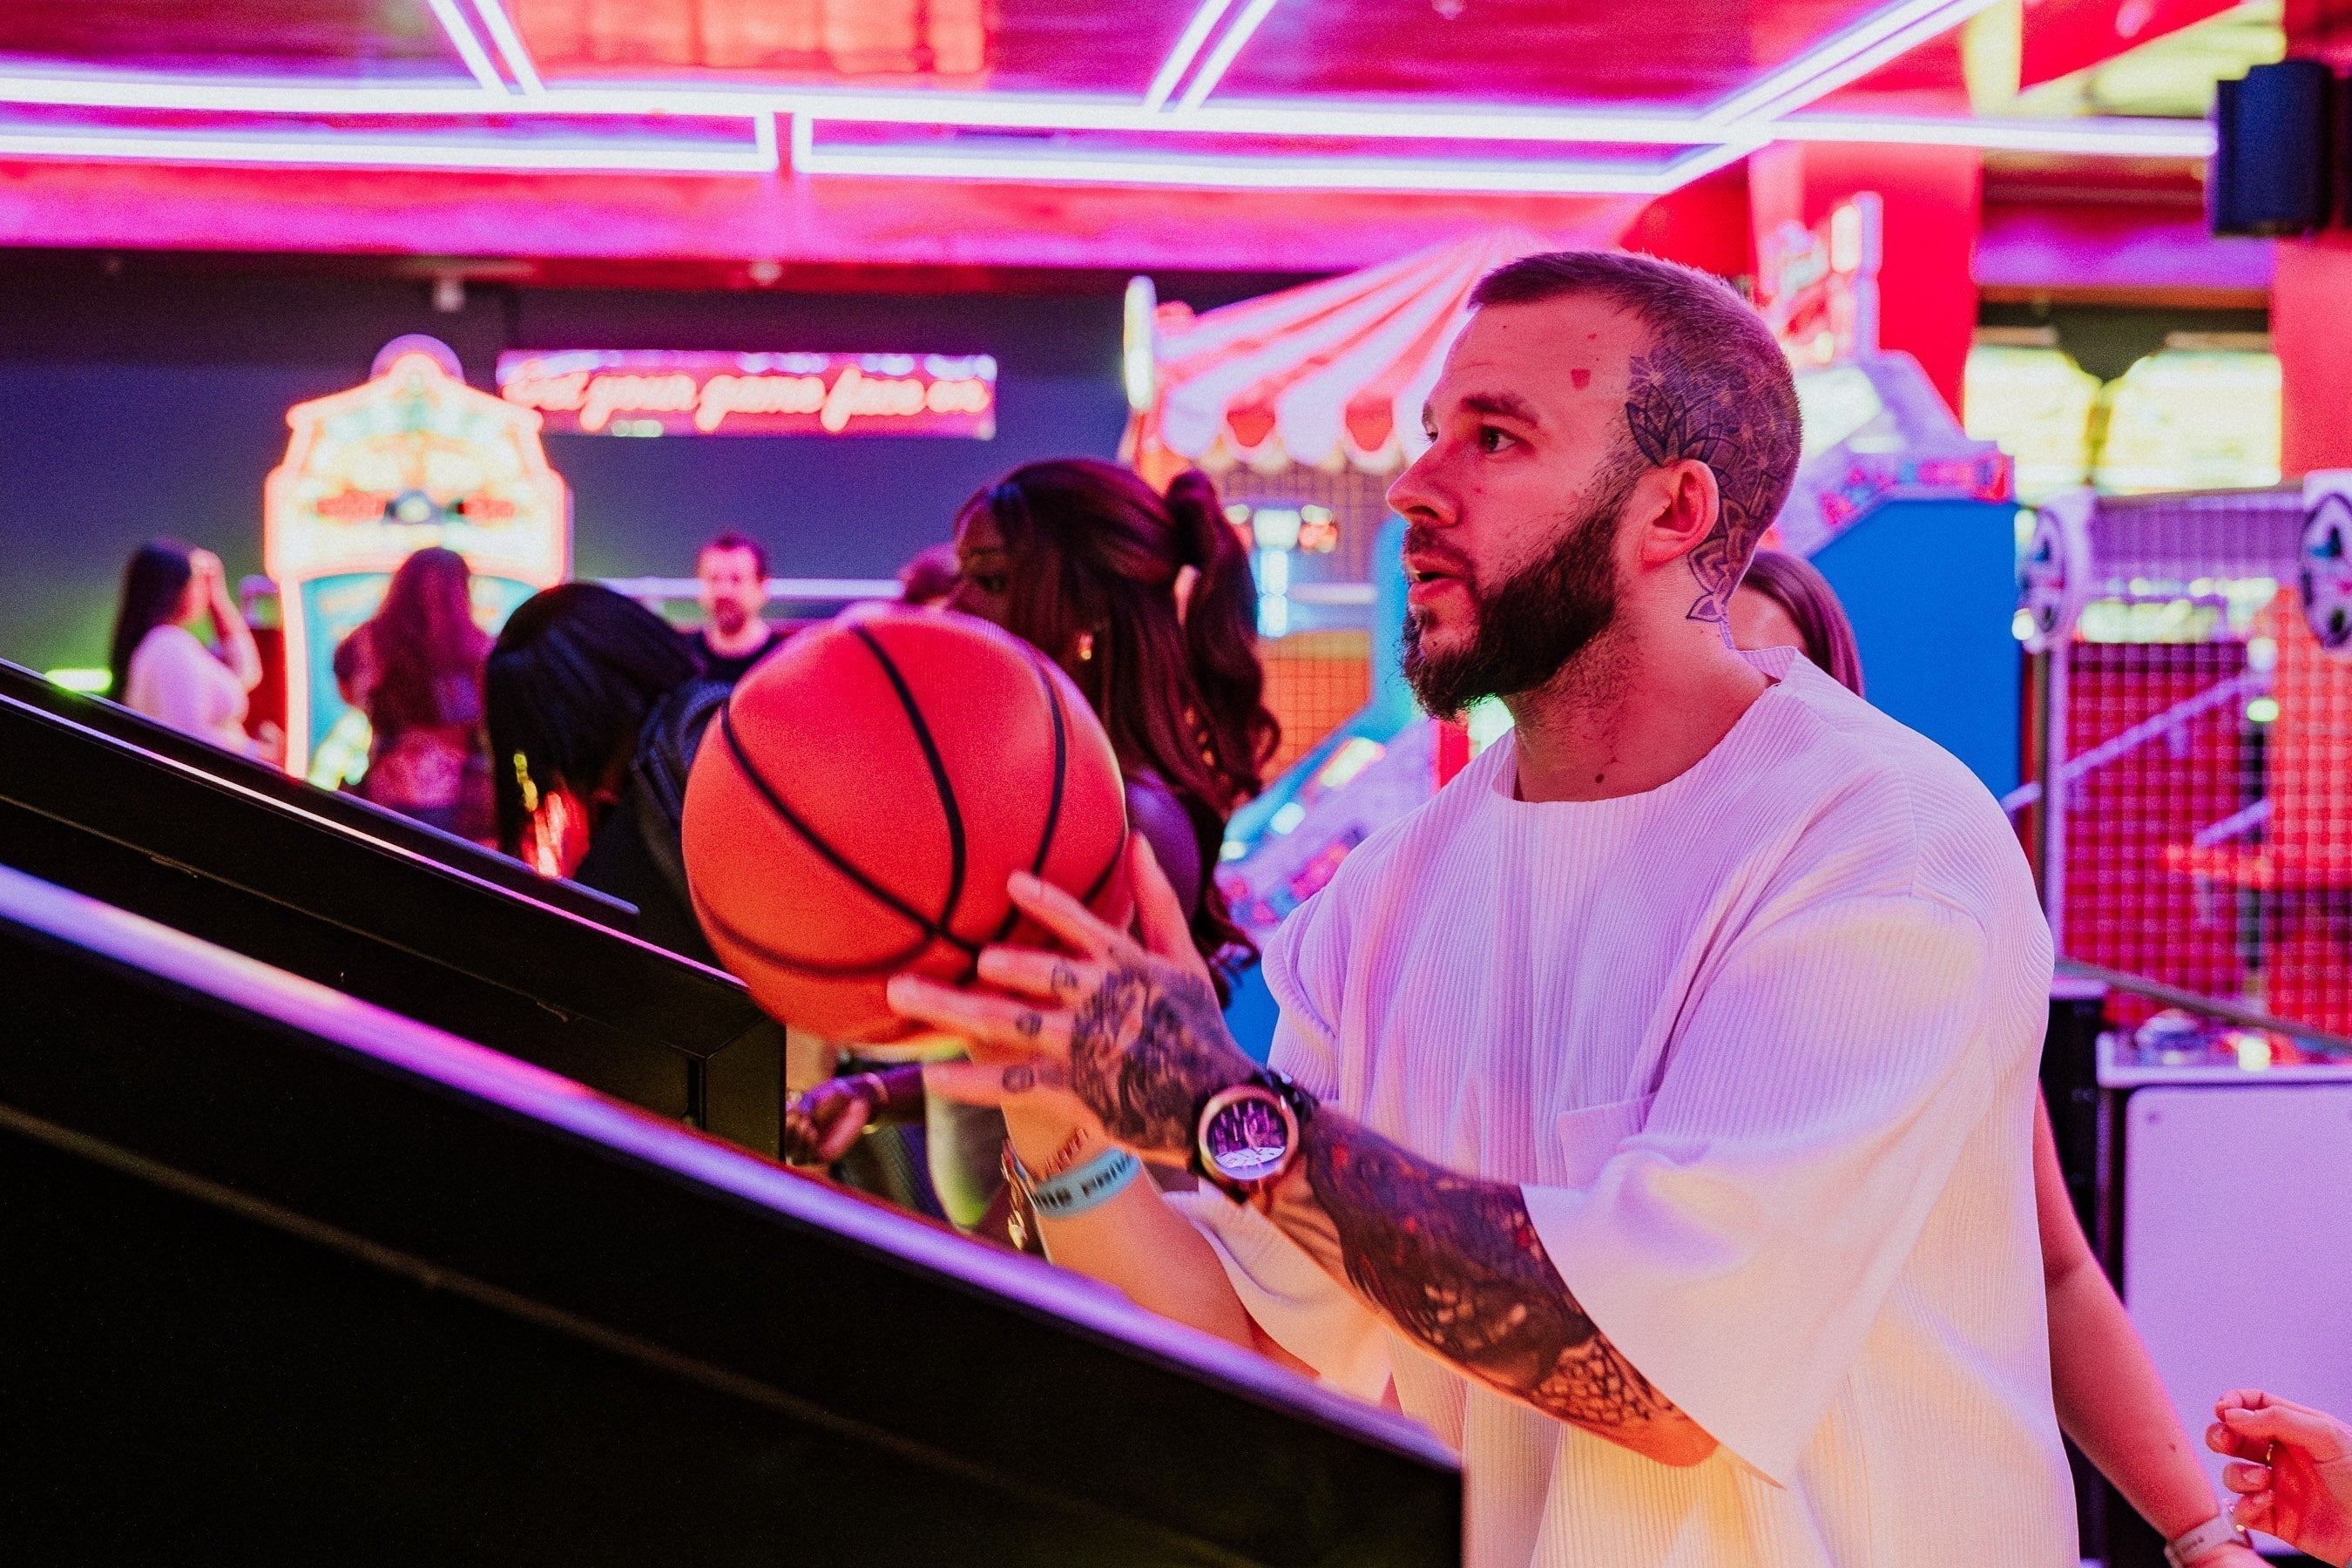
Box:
[693,531,787,683]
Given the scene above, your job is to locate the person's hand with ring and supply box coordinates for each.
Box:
[2207,1389,2352,1565]
[891,832,1254,1166]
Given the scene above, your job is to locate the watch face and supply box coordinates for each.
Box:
[1200,1088,1295,1186]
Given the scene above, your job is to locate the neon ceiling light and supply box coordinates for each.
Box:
[1704,0,2011,125]
[1780,112,2215,156]
[766,88,1734,141]
[0,117,777,173]
[1174,0,1282,111]
[0,69,786,120]
[0,66,2213,176]
[0,71,535,114]
[422,0,509,95]
[781,87,2209,155]
[0,71,1875,143]
[1128,0,2007,132]
[470,0,546,97]
[1141,0,1239,112]
[789,114,1757,195]
[0,0,2211,190]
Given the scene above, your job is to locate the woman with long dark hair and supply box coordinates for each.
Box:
[784,459,1278,1212]
[335,547,494,841]
[946,458,1275,978]
[110,537,270,758]
[484,581,726,964]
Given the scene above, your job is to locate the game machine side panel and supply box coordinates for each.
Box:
[264,339,568,785]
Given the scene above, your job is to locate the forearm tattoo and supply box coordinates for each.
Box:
[1623,341,1794,625]
[1062,956,1254,1158]
[1270,1116,1681,1435]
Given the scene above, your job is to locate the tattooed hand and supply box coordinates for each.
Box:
[889,834,1258,1164]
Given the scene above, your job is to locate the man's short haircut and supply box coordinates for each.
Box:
[700,531,768,579]
[1469,250,1802,623]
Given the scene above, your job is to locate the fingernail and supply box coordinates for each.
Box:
[885,975,921,1004]
[1009,870,1042,896]
[2226,1407,2254,1423]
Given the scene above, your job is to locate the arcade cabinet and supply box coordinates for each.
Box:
[266,335,568,784]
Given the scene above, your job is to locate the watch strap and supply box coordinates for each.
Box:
[1258,1066,1318,1127]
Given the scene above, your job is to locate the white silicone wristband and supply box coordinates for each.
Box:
[2164,1511,2249,1567]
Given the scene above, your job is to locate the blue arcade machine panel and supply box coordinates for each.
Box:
[1812,497,2021,796]
[1782,351,2019,796]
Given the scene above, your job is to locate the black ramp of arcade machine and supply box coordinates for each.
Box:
[0,865,1463,1568]
[0,690,781,1155]
[0,657,637,934]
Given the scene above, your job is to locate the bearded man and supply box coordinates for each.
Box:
[893,252,2074,1568]
[692,531,787,684]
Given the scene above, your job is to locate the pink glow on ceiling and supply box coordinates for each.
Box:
[0,0,2219,262]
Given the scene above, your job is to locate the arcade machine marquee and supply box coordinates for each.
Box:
[264,336,569,784]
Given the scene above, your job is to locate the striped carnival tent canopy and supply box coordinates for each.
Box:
[1132,227,1563,484]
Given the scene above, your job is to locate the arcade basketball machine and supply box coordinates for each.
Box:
[264,335,569,786]
[2014,471,2352,1563]
[2017,473,2352,1035]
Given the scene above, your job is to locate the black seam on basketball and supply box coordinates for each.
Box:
[988,646,1071,946]
[850,624,970,943]
[1075,758,1132,909]
[693,883,943,980]
[1081,844,1121,906]
[717,701,980,960]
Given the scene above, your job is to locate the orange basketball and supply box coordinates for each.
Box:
[682,607,1132,1042]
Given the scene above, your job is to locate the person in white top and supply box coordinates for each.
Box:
[891,252,2082,1568]
[110,538,271,759]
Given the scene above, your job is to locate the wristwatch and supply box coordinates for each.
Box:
[1193,1068,1317,1201]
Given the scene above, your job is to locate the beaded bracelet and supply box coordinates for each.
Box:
[1009,1143,1142,1220]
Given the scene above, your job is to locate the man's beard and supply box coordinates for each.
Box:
[709,601,749,637]
[1401,468,1636,721]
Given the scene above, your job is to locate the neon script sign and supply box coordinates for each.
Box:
[494,350,997,438]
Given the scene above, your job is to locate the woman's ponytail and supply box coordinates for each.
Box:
[1163,469,1278,801]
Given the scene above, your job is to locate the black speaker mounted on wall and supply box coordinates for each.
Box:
[2211,59,2336,237]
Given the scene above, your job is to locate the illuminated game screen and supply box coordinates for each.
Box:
[2092,348,2281,495]
[1963,344,2100,504]
[293,572,541,787]
[265,339,568,781]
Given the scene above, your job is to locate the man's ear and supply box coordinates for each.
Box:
[1632,459,1720,567]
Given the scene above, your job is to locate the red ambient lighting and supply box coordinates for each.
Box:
[494,350,997,438]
